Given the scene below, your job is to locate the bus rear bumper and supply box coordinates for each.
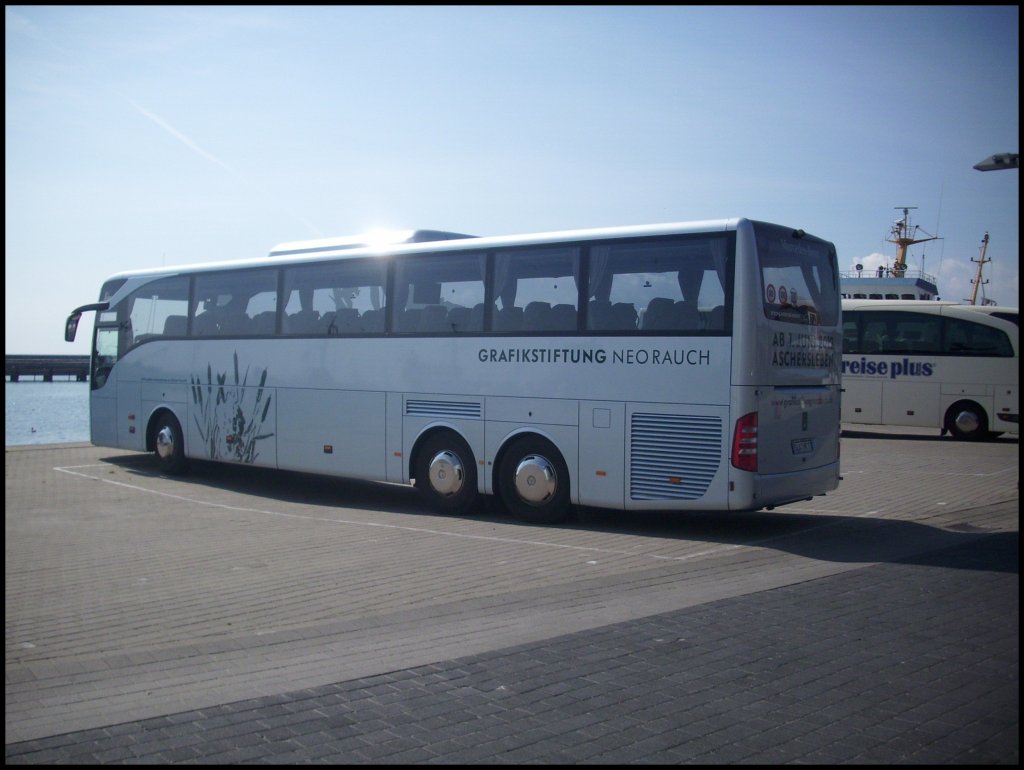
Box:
[753,461,840,510]
[994,412,1019,436]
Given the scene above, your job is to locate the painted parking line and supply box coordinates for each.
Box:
[53,462,880,566]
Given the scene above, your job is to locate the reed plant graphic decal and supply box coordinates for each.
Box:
[190,352,274,462]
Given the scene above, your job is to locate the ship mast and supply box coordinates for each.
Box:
[887,206,939,277]
[967,232,991,306]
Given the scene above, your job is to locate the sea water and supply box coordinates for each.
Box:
[5,380,91,446]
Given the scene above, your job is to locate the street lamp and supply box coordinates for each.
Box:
[973,153,1019,171]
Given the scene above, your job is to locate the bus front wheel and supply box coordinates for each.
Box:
[497,435,571,525]
[154,412,188,475]
[945,401,988,441]
[413,431,479,515]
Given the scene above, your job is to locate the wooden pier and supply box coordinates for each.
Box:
[6,355,90,382]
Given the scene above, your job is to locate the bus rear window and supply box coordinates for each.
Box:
[755,222,838,326]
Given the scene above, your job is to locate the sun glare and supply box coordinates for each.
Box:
[361,228,415,250]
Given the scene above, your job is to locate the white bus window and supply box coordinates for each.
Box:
[125,276,190,347]
[853,311,943,355]
[587,236,727,333]
[282,260,387,335]
[393,252,486,334]
[893,313,941,354]
[193,269,277,337]
[944,318,1014,357]
[842,315,860,353]
[493,247,580,332]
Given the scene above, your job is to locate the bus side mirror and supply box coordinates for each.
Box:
[65,312,81,342]
[65,302,110,343]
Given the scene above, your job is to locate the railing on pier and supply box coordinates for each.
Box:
[6,355,90,382]
[839,268,938,283]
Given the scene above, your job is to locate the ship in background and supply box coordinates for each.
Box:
[840,206,942,301]
[840,206,998,305]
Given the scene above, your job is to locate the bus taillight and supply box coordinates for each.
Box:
[731,412,758,472]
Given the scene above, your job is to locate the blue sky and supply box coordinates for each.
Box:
[6,5,1019,354]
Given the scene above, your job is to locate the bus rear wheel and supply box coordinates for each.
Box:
[945,401,988,441]
[414,431,479,515]
[154,412,188,475]
[497,436,571,525]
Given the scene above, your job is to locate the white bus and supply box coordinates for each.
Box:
[841,299,1019,440]
[66,219,842,524]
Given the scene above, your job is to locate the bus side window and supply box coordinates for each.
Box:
[359,309,385,333]
[193,270,276,337]
[587,236,725,334]
[524,301,552,330]
[284,308,322,334]
[842,317,859,354]
[861,327,883,353]
[945,318,1014,357]
[493,246,580,333]
[643,298,677,330]
[861,317,889,353]
[704,305,724,331]
[944,319,970,353]
[282,260,387,336]
[216,295,252,335]
[125,276,190,346]
[395,252,486,335]
[917,318,941,352]
[163,315,188,336]
[494,306,523,331]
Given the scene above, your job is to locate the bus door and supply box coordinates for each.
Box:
[90,316,122,448]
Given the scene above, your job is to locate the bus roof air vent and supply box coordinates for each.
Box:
[268,229,477,257]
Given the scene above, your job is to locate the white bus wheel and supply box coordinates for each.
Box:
[153,412,188,475]
[413,431,479,515]
[498,436,571,525]
[945,401,988,441]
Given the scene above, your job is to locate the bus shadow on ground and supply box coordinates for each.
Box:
[101,453,1018,576]
[841,428,1018,443]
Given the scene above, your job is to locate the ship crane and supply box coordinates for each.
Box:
[887,207,940,277]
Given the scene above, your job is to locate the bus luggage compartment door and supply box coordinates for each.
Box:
[578,401,626,508]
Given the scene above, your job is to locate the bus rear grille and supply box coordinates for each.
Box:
[405,399,482,419]
[630,413,722,500]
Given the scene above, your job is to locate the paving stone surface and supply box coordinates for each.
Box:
[5,430,1019,764]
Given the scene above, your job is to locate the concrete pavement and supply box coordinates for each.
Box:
[5,426,1018,763]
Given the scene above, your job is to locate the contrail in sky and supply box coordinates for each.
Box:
[128,99,234,173]
[128,98,323,237]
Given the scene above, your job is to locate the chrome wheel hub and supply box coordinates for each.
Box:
[513,454,557,505]
[954,410,980,434]
[156,426,176,460]
[428,450,465,497]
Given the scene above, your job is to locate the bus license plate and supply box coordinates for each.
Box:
[791,438,814,455]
